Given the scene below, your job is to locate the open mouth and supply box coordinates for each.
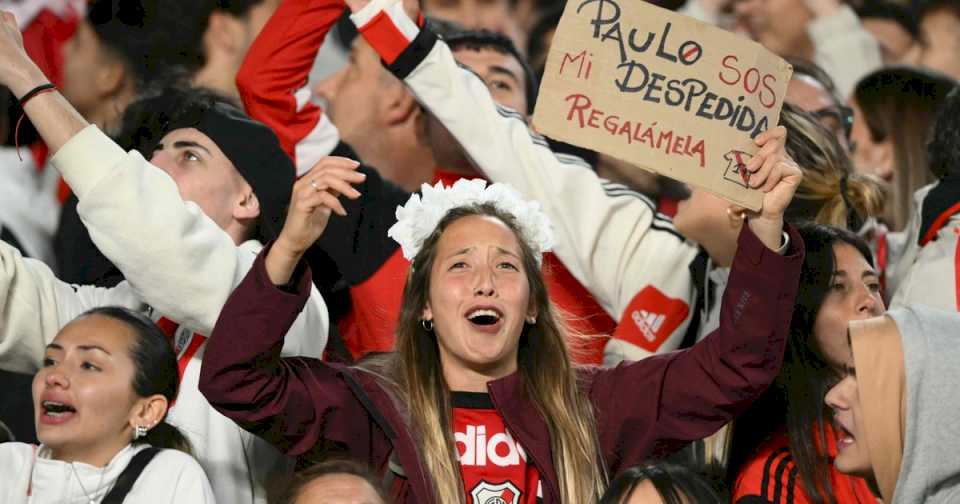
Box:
[40,400,77,424]
[835,422,855,449]
[466,308,503,328]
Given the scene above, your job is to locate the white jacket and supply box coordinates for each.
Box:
[350,0,700,363]
[0,148,60,265]
[0,443,216,504]
[890,184,960,311]
[0,126,330,504]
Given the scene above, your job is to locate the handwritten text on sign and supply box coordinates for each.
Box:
[533,0,792,210]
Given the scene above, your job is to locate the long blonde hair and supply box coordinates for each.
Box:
[361,203,606,503]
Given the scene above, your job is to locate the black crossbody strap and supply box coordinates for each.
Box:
[101,447,162,504]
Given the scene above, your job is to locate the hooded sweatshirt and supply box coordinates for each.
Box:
[852,306,960,503]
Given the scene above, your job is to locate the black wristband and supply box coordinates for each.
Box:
[18,83,56,107]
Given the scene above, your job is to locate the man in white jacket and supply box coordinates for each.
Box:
[0,16,330,504]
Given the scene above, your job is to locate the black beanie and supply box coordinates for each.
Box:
[119,88,294,243]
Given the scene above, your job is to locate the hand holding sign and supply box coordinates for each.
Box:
[740,126,803,251]
[534,0,793,210]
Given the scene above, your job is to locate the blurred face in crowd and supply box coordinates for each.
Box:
[150,128,257,233]
[425,46,529,172]
[734,0,813,58]
[812,243,884,371]
[423,215,534,389]
[786,75,851,151]
[34,316,151,465]
[862,17,921,64]
[918,8,960,81]
[422,0,526,50]
[61,20,124,119]
[455,47,528,115]
[236,0,281,53]
[314,38,396,151]
[848,99,894,181]
[293,473,385,504]
[824,366,872,476]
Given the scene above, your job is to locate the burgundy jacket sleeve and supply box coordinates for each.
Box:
[197,246,377,458]
[236,0,342,175]
[588,224,804,472]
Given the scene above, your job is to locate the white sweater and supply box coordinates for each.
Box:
[0,443,216,504]
[0,148,60,264]
[0,126,330,504]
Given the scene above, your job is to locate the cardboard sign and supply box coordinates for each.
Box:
[533,0,793,210]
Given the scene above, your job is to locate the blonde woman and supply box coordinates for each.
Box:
[199,127,803,503]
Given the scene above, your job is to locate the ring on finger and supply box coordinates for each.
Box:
[310,180,320,191]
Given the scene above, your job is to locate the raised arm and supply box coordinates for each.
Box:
[0,240,144,374]
[200,168,374,455]
[592,224,803,469]
[590,132,805,469]
[0,10,328,339]
[236,0,342,175]
[343,0,700,359]
[199,245,375,455]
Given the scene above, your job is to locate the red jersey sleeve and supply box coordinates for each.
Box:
[236,0,342,176]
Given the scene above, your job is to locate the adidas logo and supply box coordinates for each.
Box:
[455,425,528,467]
[631,310,665,342]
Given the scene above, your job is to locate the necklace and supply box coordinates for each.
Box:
[70,462,107,504]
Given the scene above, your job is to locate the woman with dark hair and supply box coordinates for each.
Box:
[730,223,884,504]
[600,462,721,504]
[849,67,957,231]
[200,124,804,503]
[673,114,884,469]
[0,307,214,503]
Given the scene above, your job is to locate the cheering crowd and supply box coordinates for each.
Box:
[0,0,959,502]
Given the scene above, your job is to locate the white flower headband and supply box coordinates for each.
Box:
[387,178,555,266]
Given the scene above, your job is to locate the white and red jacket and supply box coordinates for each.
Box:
[235,0,341,177]
[0,126,330,504]
[237,0,620,364]
[350,0,700,363]
[890,181,960,311]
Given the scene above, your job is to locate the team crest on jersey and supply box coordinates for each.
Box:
[470,480,521,504]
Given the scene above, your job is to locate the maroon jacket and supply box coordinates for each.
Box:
[199,225,804,503]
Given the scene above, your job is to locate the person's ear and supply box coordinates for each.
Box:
[95,57,129,98]
[874,140,894,181]
[234,185,261,221]
[383,84,419,127]
[204,11,244,59]
[421,303,433,323]
[128,394,168,434]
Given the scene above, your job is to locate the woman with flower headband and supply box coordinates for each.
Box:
[199,129,804,503]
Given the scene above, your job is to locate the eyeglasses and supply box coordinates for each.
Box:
[811,104,855,146]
